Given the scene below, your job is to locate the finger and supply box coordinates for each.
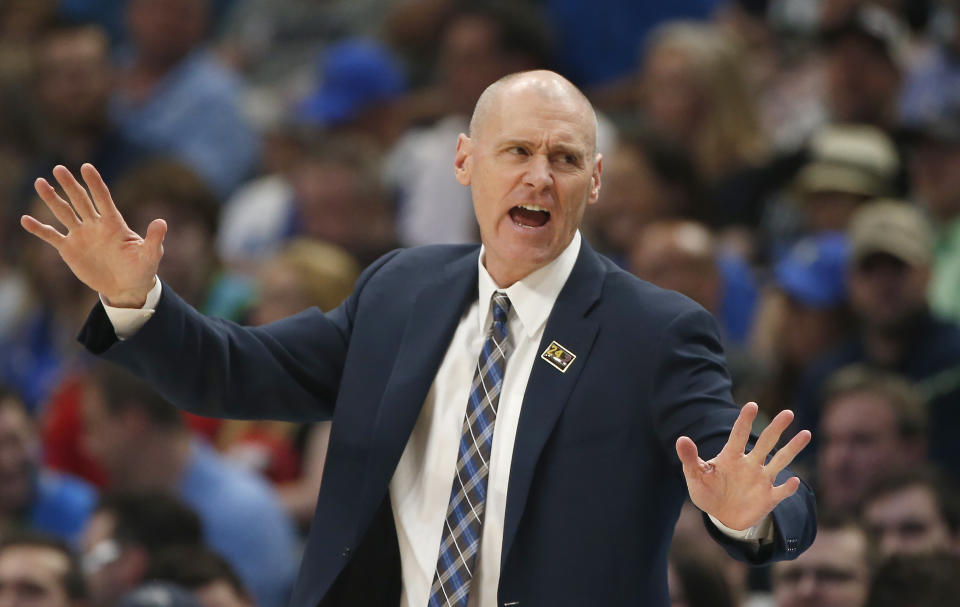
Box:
[765,429,812,477]
[676,436,708,476]
[34,178,80,228]
[145,218,167,260]
[748,408,795,463]
[722,402,758,456]
[80,163,121,218]
[52,165,99,220]
[771,476,801,504]
[20,215,65,247]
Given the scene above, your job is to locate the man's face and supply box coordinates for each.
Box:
[0,402,36,514]
[848,253,928,331]
[456,80,601,286]
[910,141,960,221]
[826,35,900,125]
[818,391,905,511]
[36,29,112,130]
[126,0,208,66]
[81,385,135,485]
[863,484,955,557]
[0,546,72,607]
[772,528,870,607]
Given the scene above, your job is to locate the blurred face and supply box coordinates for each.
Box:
[81,385,136,486]
[36,29,112,130]
[848,254,929,331]
[629,226,719,313]
[126,0,208,66]
[826,35,900,125]
[455,78,602,286]
[863,485,955,557]
[641,46,703,141]
[803,191,870,233]
[910,141,960,221]
[586,144,673,254]
[250,260,309,326]
[772,528,870,607]
[0,546,71,607]
[440,16,509,115]
[818,391,905,511]
[777,296,845,367]
[0,402,36,514]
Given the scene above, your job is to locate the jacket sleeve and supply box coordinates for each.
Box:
[649,305,817,564]
[77,250,402,423]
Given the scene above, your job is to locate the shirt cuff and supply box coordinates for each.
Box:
[708,513,775,543]
[101,278,162,341]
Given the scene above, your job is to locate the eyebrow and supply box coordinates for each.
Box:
[499,139,585,158]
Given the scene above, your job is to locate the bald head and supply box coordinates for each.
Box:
[469,70,599,153]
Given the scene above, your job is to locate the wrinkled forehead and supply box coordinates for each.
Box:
[473,77,599,152]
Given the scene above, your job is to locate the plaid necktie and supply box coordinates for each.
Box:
[429,292,513,607]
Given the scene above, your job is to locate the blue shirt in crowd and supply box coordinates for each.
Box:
[178,440,298,607]
[29,470,97,546]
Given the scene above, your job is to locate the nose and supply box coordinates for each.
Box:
[522,153,552,192]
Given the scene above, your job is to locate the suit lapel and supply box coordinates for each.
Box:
[500,242,606,568]
[360,249,479,504]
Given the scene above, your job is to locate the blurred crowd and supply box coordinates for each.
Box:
[1,0,960,606]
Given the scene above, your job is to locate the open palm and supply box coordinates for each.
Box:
[20,163,166,308]
[676,403,811,531]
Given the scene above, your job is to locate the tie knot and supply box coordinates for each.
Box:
[491,292,511,326]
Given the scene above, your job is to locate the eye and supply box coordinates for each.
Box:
[509,146,529,156]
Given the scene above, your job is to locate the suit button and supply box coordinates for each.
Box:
[341,546,351,558]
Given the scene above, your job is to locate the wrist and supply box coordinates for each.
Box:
[101,278,156,309]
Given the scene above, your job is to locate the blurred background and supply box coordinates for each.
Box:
[1,1,959,606]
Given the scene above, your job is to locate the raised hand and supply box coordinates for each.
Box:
[20,164,166,308]
[676,402,811,531]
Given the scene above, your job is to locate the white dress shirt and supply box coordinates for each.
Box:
[104,231,770,607]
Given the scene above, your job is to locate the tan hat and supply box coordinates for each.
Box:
[849,200,932,267]
[796,124,899,198]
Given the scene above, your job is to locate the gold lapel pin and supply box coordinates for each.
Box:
[541,340,576,373]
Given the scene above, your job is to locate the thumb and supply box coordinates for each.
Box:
[145,218,167,259]
[675,436,701,475]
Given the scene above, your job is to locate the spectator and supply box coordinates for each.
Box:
[111,0,259,198]
[629,219,759,346]
[817,365,927,512]
[0,532,87,607]
[0,387,95,544]
[750,234,852,420]
[791,125,899,233]
[903,105,960,325]
[386,1,552,247]
[821,5,907,131]
[82,365,297,607]
[639,21,769,186]
[27,24,147,212]
[796,200,960,474]
[294,39,406,146]
[584,128,704,265]
[771,513,872,607]
[861,468,960,557]
[81,492,202,607]
[864,552,960,607]
[147,546,253,607]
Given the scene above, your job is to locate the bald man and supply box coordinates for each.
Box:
[21,71,816,607]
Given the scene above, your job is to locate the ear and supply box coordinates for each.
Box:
[587,153,603,206]
[453,133,473,186]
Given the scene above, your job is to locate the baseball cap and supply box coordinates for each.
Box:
[774,233,850,308]
[849,200,933,267]
[795,124,899,197]
[296,39,405,127]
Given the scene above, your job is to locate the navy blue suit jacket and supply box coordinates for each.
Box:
[79,241,816,607]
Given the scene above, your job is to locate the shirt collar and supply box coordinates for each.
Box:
[476,231,582,339]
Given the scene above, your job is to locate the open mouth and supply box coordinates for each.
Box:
[509,204,551,228]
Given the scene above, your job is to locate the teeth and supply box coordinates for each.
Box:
[519,204,549,213]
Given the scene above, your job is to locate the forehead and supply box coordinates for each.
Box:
[480,86,595,150]
[0,546,68,581]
